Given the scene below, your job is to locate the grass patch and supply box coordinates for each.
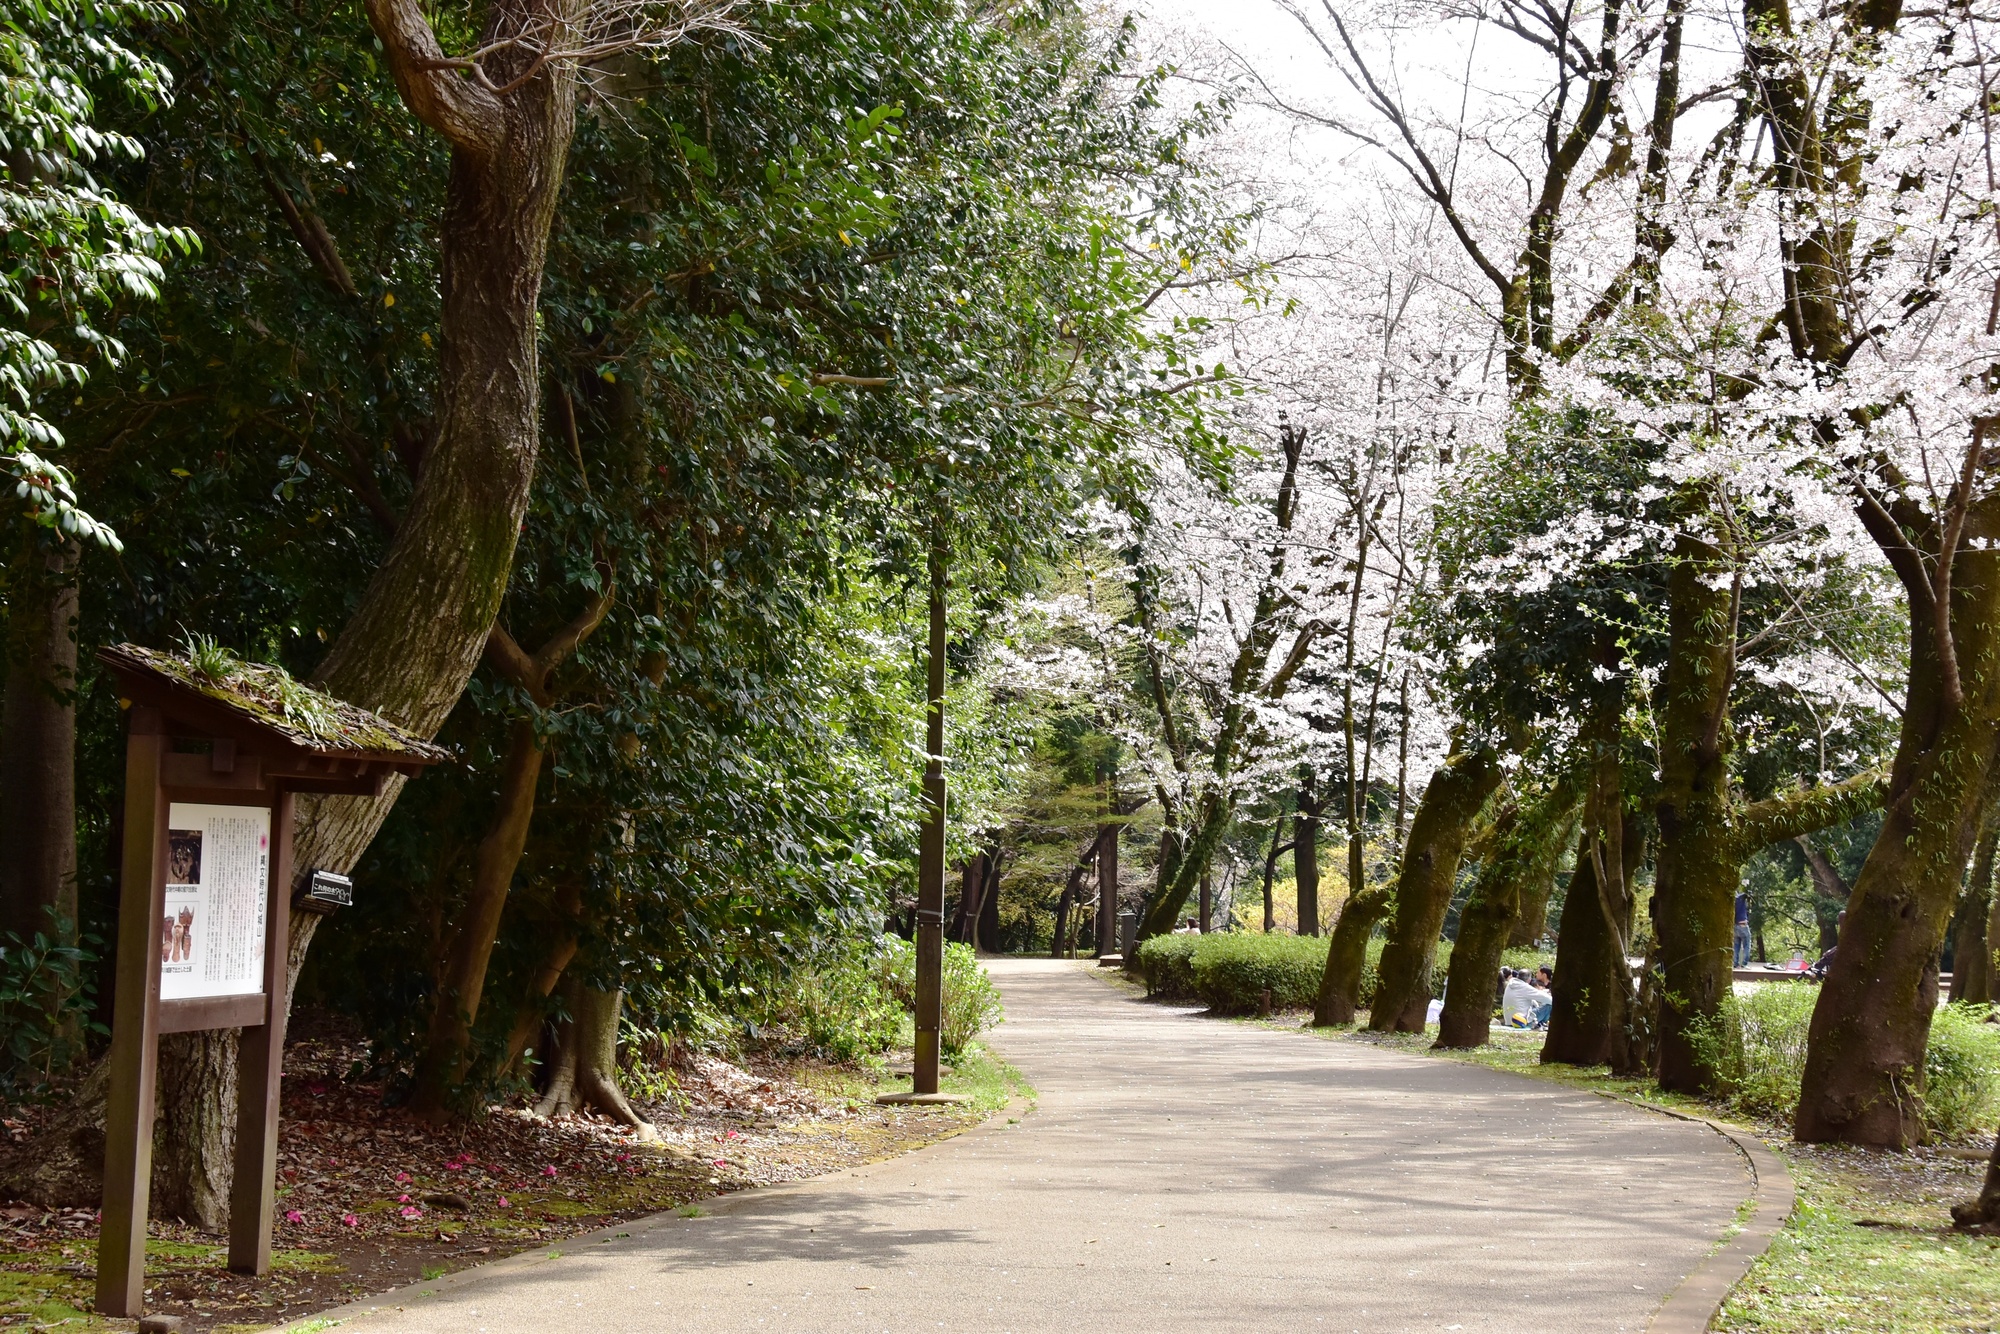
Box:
[937,1042,1033,1112]
[1716,1151,2000,1334]
[0,1265,98,1330]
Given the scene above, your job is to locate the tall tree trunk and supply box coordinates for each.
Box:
[1797,555,2000,1146]
[1050,868,1076,959]
[1949,880,1992,1005]
[1259,818,1291,935]
[1508,853,1560,948]
[1987,864,2000,1007]
[1542,818,1644,1067]
[1365,747,1505,1032]
[1797,835,1850,950]
[1651,533,1739,1094]
[502,880,583,1073]
[1139,796,1234,938]
[1948,816,1996,1004]
[951,855,982,944]
[407,719,544,1116]
[405,589,609,1119]
[0,530,78,943]
[1096,792,1120,955]
[148,0,596,1222]
[1316,744,1501,1027]
[1437,788,1578,1049]
[1294,797,1321,936]
[151,1022,237,1229]
[1738,0,1992,1150]
[975,858,1001,954]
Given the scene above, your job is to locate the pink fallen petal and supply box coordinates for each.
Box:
[341,1214,360,1228]
[283,1209,304,1224]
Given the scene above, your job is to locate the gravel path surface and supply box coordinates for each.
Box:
[323,957,1750,1333]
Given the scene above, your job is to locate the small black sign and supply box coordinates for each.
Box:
[300,869,353,912]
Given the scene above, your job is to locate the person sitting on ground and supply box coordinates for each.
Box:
[1502,970,1550,1029]
[1530,967,1554,1027]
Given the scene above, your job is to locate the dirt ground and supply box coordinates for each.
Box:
[0,1021,994,1331]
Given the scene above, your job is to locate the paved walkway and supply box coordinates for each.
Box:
[331,958,1750,1333]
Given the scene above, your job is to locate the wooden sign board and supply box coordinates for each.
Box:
[91,646,446,1318]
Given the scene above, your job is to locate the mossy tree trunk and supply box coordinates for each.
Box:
[149,0,597,1223]
[1436,783,1579,1049]
[1796,516,2000,1146]
[1543,692,1645,1070]
[1366,746,1505,1032]
[1737,0,2000,1148]
[1649,531,1738,1091]
[1295,782,1325,936]
[1647,527,1889,1092]
[1313,742,1500,1027]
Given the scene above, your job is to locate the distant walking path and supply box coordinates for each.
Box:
[328,959,1751,1333]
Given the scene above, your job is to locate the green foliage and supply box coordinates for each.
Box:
[1141,932,1459,1013]
[1,0,193,544]
[1135,933,1198,1000]
[0,911,104,1092]
[1923,1005,2000,1142]
[1689,986,2000,1140]
[763,937,908,1062]
[880,939,1004,1058]
[1190,934,1326,1013]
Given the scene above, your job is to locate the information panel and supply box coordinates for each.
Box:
[160,803,271,1001]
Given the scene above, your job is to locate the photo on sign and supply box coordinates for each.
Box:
[159,908,199,964]
[161,883,202,981]
[168,828,202,884]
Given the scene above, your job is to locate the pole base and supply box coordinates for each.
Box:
[874,1091,970,1105]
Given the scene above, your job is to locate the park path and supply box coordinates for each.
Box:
[328,958,1750,1333]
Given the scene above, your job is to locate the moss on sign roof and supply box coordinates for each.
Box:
[98,642,453,762]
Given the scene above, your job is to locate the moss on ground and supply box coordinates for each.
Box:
[0,1263,96,1329]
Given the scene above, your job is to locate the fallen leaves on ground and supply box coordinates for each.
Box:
[0,1019,981,1332]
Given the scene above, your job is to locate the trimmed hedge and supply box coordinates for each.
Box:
[1136,932,1461,1015]
[1135,934,1199,1000]
[1191,934,1327,1013]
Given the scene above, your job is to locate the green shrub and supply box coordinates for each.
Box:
[0,911,104,1094]
[1926,1004,2000,1142]
[879,939,1005,1058]
[1135,935,1199,1000]
[1688,985,2000,1141]
[763,936,906,1061]
[1190,934,1326,1013]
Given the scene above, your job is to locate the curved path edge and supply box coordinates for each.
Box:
[1617,1097,1795,1334]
